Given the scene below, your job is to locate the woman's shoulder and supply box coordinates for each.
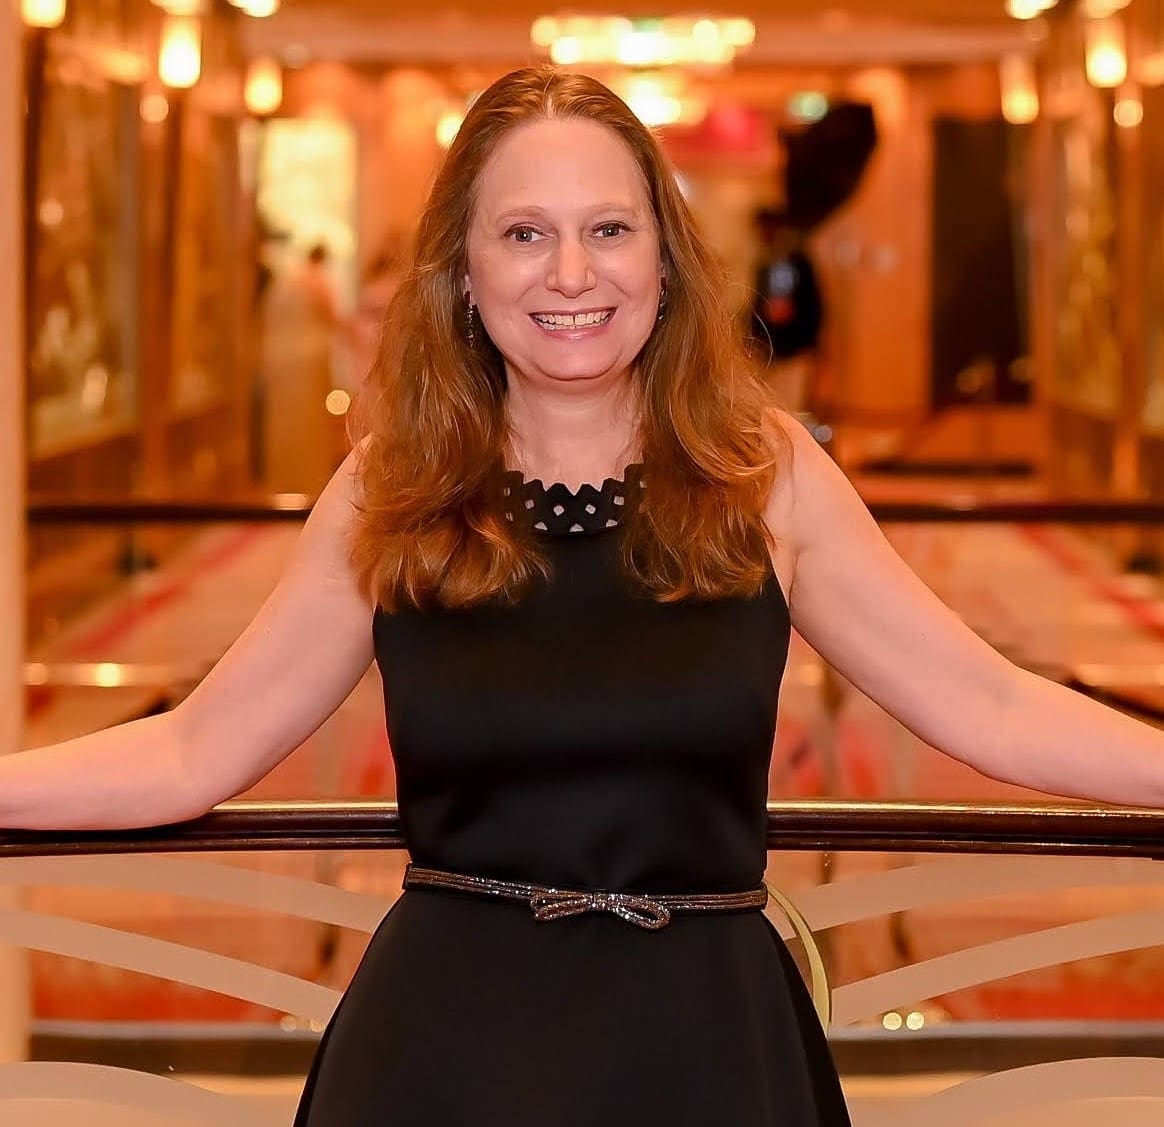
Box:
[760,408,836,539]
[304,445,367,540]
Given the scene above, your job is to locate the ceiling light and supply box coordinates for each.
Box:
[533,16,755,68]
[245,56,283,115]
[1000,54,1039,124]
[22,0,66,26]
[158,15,201,89]
[1085,17,1128,87]
[233,0,280,16]
[1006,0,1057,17]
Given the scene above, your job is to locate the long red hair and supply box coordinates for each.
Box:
[351,66,783,610]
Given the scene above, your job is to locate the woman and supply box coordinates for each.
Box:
[259,242,352,493]
[350,235,406,385]
[7,67,1164,1125]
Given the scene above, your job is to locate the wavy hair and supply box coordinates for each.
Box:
[351,66,783,610]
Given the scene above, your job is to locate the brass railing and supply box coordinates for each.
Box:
[2,799,1163,857]
[26,495,1164,525]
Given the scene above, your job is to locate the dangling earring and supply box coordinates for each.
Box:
[656,278,668,323]
[464,292,477,348]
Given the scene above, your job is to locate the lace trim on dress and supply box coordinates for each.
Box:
[501,464,643,536]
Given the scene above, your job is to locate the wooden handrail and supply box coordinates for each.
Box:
[27,496,1164,525]
[26,495,313,524]
[2,799,1163,859]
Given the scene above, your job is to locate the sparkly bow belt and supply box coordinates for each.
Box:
[403,864,769,931]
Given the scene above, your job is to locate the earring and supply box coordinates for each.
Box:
[464,293,477,348]
[656,278,668,323]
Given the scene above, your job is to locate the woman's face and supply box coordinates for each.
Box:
[465,117,663,390]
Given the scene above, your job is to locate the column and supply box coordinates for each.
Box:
[1,0,32,1062]
[1112,88,1145,495]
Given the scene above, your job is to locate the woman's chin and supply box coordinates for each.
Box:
[542,365,628,386]
[520,349,634,385]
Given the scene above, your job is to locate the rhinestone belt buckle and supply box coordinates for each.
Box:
[528,889,672,930]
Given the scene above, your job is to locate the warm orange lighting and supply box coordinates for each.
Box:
[236,0,280,15]
[1005,0,1047,18]
[245,56,283,115]
[722,17,756,46]
[94,663,123,689]
[1136,52,1164,86]
[531,16,558,47]
[1085,17,1128,88]
[534,16,754,67]
[1082,0,1130,15]
[38,198,63,227]
[21,0,66,28]
[325,390,351,416]
[608,73,707,128]
[159,15,201,89]
[154,0,206,13]
[102,48,150,83]
[1000,54,1039,124]
[1114,94,1143,127]
[140,93,170,123]
[436,111,464,148]
[621,76,683,125]
[549,37,584,65]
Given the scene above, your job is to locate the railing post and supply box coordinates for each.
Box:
[1,0,31,1062]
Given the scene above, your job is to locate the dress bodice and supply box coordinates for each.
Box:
[372,470,790,893]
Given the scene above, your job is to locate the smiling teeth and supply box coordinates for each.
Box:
[533,311,613,329]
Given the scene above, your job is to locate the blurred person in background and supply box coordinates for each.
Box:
[748,206,824,413]
[350,235,407,387]
[259,242,354,493]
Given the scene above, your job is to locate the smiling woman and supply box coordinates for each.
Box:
[306,64,850,1127]
[466,118,662,393]
[19,55,1164,1127]
[351,66,781,613]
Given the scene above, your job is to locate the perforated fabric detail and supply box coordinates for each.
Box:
[501,465,642,537]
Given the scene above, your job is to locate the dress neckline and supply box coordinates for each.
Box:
[501,464,643,537]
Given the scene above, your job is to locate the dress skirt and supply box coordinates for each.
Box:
[293,889,851,1126]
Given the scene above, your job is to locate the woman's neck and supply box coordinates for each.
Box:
[505,373,640,489]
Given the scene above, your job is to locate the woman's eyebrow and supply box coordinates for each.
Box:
[492,202,642,223]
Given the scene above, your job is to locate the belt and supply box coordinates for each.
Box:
[403,863,768,931]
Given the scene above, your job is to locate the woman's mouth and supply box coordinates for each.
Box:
[530,309,615,331]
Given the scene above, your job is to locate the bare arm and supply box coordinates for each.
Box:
[773,416,1164,806]
[1,449,375,830]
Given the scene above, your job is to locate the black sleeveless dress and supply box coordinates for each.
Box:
[294,468,851,1126]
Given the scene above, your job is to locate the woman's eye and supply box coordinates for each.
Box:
[597,222,628,238]
[505,226,540,244]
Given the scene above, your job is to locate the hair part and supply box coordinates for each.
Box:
[350,65,784,611]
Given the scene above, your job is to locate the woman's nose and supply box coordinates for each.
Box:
[547,237,595,296]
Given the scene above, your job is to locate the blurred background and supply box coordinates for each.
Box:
[7,1,1164,1123]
